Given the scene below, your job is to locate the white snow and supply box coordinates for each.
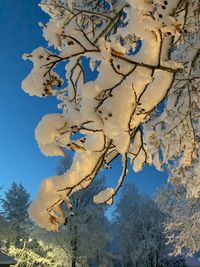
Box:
[93,188,115,205]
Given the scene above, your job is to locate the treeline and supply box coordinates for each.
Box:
[0,161,188,267]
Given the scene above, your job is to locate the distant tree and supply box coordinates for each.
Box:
[114,183,166,267]
[1,183,30,244]
[1,182,30,223]
[155,184,200,256]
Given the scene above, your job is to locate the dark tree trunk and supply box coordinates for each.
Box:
[70,199,79,267]
[71,225,78,267]
[71,242,77,267]
[96,249,100,266]
[155,249,160,267]
[72,257,76,267]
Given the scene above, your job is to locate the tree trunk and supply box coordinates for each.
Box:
[71,243,77,267]
[155,249,159,267]
[96,249,100,266]
[71,225,78,267]
[72,257,76,267]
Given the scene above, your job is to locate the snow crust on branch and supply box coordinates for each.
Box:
[21,0,192,231]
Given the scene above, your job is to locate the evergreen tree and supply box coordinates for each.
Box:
[1,182,30,244]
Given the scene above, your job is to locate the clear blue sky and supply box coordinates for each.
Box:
[0,0,167,200]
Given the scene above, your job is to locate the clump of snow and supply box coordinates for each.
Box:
[35,114,67,156]
[93,188,115,205]
[42,20,63,49]
[22,47,62,97]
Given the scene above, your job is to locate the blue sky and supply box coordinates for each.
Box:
[0,0,167,200]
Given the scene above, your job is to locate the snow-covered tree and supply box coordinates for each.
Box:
[21,0,199,233]
[114,183,165,267]
[1,183,30,245]
[155,185,200,256]
[143,0,200,198]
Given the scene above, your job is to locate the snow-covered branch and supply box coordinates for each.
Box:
[21,0,196,231]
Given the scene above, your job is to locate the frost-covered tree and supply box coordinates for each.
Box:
[114,183,165,267]
[143,0,200,198]
[21,0,199,232]
[1,183,30,244]
[155,185,200,256]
